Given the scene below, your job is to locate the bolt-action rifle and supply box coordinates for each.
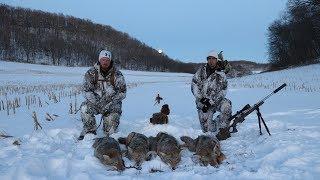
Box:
[216,83,287,140]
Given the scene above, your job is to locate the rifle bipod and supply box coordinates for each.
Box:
[256,107,271,136]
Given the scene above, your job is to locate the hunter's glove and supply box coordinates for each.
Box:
[224,60,231,74]
[200,98,212,107]
[202,105,209,113]
[200,98,214,113]
[216,60,231,74]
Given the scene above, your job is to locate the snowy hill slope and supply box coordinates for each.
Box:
[0,61,319,179]
[229,64,320,93]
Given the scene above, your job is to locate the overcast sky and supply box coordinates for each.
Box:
[1,0,288,63]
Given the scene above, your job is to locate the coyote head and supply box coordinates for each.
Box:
[196,136,225,167]
[102,149,125,171]
[181,135,225,167]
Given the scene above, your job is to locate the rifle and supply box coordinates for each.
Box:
[216,83,287,140]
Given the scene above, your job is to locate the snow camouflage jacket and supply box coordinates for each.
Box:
[82,63,127,114]
[191,64,228,109]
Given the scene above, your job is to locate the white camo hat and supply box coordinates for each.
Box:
[99,50,112,60]
[207,50,219,59]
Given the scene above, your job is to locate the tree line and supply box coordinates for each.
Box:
[267,0,320,69]
[0,4,198,73]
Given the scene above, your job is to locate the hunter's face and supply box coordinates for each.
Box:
[207,56,217,68]
[99,57,111,70]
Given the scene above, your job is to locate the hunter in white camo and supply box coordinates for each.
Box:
[80,50,126,136]
[191,51,232,134]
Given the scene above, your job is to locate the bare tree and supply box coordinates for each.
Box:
[267,0,320,69]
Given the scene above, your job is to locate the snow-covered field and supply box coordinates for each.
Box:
[0,61,319,180]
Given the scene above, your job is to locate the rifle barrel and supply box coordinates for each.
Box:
[261,83,287,102]
[274,83,287,93]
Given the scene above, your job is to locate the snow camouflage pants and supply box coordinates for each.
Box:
[198,98,232,133]
[81,101,120,135]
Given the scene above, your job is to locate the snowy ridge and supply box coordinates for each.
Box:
[229,64,320,93]
[0,61,319,179]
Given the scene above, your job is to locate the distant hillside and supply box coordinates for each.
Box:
[230,60,268,70]
[0,4,268,76]
[228,60,268,77]
[0,4,195,73]
[189,60,268,78]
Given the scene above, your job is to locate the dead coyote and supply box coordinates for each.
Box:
[92,137,125,171]
[118,132,152,169]
[180,135,225,167]
[149,132,181,170]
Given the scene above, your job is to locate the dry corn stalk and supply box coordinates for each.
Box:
[32,111,42,130]
[13,139,21,146]
[69,103,73,114]
[0,130,13,138]
[45,113,54,121]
